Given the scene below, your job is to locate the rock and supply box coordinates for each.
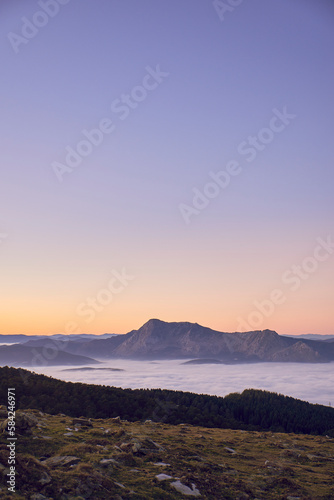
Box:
[120,438,163,455]
[120,442,132,452]
[0,405,7,418]
[143,438,164,452]
[0,420,7,433]
[30,495,49,500]
[1,411,39,435]
[156,473,173,481]
[280,449,301,459]
[100,458,119,467]
[224,447,236,454]
[306,453,325,461]
[115,482,126,489]
[43,456,81,468]
[111,416,121,423]
[189,455,204,462]
[154,462,171,466]
[38,471,52,485]
[72,417,92,427]
[63,432,74,436]
[265,460,280,469]
[132,442,142,453]
[171,480,201,497]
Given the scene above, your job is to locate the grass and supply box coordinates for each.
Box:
[0,409,333,499]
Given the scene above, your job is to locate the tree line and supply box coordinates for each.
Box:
[0,366,333,436]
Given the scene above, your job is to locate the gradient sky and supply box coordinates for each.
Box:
[1,0,333,335]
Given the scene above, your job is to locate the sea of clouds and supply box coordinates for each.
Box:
[29,359,334,407]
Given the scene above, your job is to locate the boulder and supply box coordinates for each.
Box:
[99,458,119,467]
[38,470,52,485]
[111,416,121,424]
[120,438,163,455]
[1,411,39,435]
[171,480,201,497]
[72,417,92,427]
[43,455,81,468]
[224,447,236,454]
[0,405,7,418]
[156,473,173,481]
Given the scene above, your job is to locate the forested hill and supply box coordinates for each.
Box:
[1,367,333,436]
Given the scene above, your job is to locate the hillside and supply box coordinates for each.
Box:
[0,345,99,367]
[0,409,333,499]
[1,367,334,436]
[0,340,99,367]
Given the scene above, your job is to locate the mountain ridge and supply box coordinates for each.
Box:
[74,319,334,363]
[1,319,333,365]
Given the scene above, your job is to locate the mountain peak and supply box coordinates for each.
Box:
[144,318,165,326]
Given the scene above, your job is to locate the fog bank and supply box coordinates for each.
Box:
[28,359,334,406]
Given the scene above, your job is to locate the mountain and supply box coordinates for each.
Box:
[0,334,42,343]
[22,334,127,358]
[0,333,117,344]
[45,333,118,341]
[282,333,334,341]
[111,319,237,360]
[3,320,333,364]
[270,340,322,362]
[57,319,334,363]
[0,344,99,367]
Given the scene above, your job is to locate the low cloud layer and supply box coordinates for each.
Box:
[29,360,334,407]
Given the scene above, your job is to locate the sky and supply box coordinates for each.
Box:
[1,0,333,336]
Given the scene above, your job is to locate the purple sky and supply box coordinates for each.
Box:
[1,0,333,335]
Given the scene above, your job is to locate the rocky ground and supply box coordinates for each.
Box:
[0,409,333,499]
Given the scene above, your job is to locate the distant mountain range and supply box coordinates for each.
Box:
[282,333,334,341]
[1,319,334,367]
[0,333,116,344]
[0,344,99,367]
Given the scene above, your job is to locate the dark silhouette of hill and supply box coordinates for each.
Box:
[0,344,99,367]
[1,367,333,436]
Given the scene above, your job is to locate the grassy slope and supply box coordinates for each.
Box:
[1,409,333,499]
